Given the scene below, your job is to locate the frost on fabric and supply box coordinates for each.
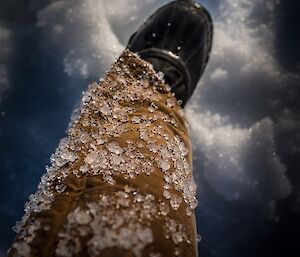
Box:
[56,193,155,257]
[55,191,186,257]
[9,51,196,257]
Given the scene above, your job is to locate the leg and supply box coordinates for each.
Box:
[8,50,198,257]
[8,1,213,256]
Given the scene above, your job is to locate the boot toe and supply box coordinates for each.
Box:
[127,0,213,106]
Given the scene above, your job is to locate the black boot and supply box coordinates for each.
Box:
[127,0,213,107]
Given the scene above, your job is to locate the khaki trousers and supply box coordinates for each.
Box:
[8,50,198,257]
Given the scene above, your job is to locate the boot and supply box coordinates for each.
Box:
[127,0,213,107]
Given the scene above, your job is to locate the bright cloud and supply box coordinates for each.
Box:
[186,0,297,202]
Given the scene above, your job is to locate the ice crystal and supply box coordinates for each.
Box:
[55,183,66,193]
[170,194,182,210]
[160,159,171,171]
[159,201,169,216]
[13,242,30,257]
[166,98,176,107]
[106,141,123,155]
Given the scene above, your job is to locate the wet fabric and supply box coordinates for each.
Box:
[8,50,198,257]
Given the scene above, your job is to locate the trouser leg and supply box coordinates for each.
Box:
[8,50,198,257]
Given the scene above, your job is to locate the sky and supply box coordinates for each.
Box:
[0,0,300,256]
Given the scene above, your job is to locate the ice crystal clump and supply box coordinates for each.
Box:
[55,191,188,257]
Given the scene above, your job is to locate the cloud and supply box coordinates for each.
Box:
[36,0,122,79]
[187,109,291,201]
[185,0,299,203]
[35,0,164,80]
